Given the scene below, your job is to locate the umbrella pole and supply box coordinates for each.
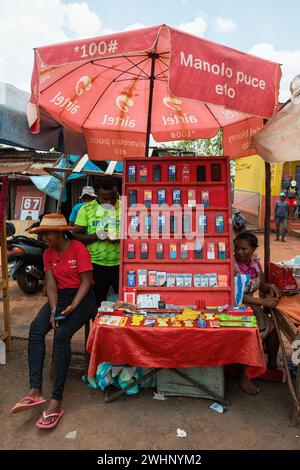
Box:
[56,154,69,213]
[264,161,271,280]
[145,53,157,157]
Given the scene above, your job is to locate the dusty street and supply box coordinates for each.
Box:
[1,234,300,450]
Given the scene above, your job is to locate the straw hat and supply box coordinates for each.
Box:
[28,213,73,234]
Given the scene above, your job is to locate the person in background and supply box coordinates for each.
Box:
[11,214,95,429]
[74,180,121,309]
[69,186,97,227]
[232,208,246,236]
[285,180,298,219]
[274,192,289,242]
[234,232,282,395]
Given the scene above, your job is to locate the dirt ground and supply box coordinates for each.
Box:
[0,234,300,450]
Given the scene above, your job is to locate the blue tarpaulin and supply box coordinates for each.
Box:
[30,155,114,201]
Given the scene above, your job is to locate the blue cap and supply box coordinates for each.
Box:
[280,192,286,197]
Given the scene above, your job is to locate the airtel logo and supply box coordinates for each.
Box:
[76,76,92,96]
[163,96,182,111]
[116,94,134,112]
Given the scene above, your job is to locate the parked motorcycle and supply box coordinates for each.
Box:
[6,222,45,294]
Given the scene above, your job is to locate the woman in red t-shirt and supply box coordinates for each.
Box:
[11,214,95,429]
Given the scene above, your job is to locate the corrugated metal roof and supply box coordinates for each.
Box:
[0,160,54,175]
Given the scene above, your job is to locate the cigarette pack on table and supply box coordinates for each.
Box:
[119,295,137,311]
[226,306,254,316]
[219,314,255,323]
[197,319,207,328]
[144,319,156,327]
[157,318,169,327]
[183,320,194,328]
[131,315,144,326]
[171,319,182,327]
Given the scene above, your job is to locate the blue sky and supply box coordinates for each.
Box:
[1,0,299,100]
[81,0,300,52]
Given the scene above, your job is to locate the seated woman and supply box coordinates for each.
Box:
[234,232,282,395]
[11,213,95,429]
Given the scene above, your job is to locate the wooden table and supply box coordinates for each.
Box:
[274,308,300,426]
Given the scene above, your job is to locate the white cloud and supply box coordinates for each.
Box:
[249,43,300,102]
[213,16,237,34]
[0,0,104,92]
[176,16,207,37]
[123,22,147,32]
[62,2,102,37]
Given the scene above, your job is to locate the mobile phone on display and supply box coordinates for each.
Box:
[153,165,162,182]
[168,165,176,182]
[157,189,166,206]
[139,165,148,182]
[172,189,181,205]
[211,164,222,181]
[129,190,137,207]
[197,165,206,182]
[128,165,136,182]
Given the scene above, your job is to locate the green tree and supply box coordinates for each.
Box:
[163,130,223,156]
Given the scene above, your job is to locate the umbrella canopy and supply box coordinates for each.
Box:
[27,24,281,161]
[253,99,300,163]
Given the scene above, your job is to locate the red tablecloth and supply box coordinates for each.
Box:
[87,323,266,379]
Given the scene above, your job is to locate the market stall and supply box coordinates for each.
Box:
[85,155,266,401]
[26,24,283,404]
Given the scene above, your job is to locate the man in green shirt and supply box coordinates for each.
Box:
[74,180,121,308]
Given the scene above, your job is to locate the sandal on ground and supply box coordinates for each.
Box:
[257,369,284,382]
[36,409,64,429]
[11,396,47,414]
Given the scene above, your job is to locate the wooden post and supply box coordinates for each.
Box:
[264,162,271,280]
[56,155,69,213]
[145,53,157,158]
[0,218,11,351]
[293,356,300,426]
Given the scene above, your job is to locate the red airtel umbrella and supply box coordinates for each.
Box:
[27,25,281,161]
